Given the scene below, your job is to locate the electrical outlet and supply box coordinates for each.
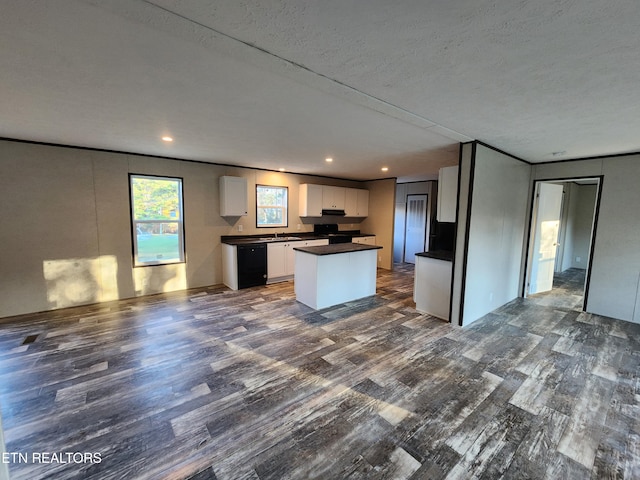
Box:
[575,256,581,262]
[238,224,243,232]
[297,224,301,230]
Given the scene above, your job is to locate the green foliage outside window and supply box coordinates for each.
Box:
[257,185,288,227]
[130,175,184,265]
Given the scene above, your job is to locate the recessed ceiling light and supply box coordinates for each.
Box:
[325,157,333,163]
[278,168,286,172]
[161,136,173,142]
[381,167,389,172]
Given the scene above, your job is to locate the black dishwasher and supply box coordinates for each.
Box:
[236,244,267,289]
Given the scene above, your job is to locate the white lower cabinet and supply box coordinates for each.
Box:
[352,236,376,245]
[222,244,238,290]
[267,242,290,280]
[302,239,329,247]
[267,239,329,282]
[414,255,452,320]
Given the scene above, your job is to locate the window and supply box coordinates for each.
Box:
[130,175,184,266]
[256,185,288,227]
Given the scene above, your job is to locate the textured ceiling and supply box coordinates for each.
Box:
[2,0,640,181]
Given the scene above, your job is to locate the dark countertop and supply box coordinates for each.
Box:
[221,236,305,245]
[293,243,382,256]
[221,232,375,245]
[415,250,454,262]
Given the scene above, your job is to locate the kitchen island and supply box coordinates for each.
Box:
[293,243,382,310]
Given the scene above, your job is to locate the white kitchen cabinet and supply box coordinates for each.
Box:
[414,254,452,320]
[219,176,248,216]
[267,242,289,280]
[222,244,238,290]
[352,236,376,245]
[345,188,369,217]
[322,186,346,210]
[437,166,459,222]
[302,239,329,248]
[267,239,329,282]
[301,184,367,216]
[299,184,323,217]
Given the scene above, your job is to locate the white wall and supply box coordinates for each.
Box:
[454,143,532,326]
[362,178,396,270]
[559,183,597,271]
[0,140,390,318]
[535,156,640,323]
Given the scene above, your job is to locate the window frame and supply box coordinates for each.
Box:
[129,174,185,267]
[256,184,288,228]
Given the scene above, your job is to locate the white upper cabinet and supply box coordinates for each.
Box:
[437,166,459,222]
[300,183,368,217]
[345,188,369,217]
[219,176,248,216]
[322,186,346,210]
[299,184,323,217]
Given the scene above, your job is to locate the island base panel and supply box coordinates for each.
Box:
[295,250,377,310]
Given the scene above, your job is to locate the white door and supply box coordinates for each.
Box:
[529,183,564,294]
[393,202,406,262]
[404,194,427,264]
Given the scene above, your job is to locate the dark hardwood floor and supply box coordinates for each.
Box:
[0,264,638,479]
[527,267,587,310]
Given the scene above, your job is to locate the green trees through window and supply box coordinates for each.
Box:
[256,185,288,227]
[130,175,184,266]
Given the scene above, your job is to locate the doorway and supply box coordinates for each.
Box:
[403,194,428,264]
[524,177,602,310]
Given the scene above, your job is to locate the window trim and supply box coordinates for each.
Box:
[129,174,186,267]
[256,184,288,228]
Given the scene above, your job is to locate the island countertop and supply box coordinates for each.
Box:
[293,243,382,256]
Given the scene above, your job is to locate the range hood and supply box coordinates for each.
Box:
[321,209,346,216]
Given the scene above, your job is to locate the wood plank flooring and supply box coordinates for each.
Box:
[0,265,638,479]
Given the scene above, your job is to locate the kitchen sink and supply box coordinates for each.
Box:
[258,236,301,241]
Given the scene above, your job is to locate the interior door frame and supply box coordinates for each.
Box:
[521,175,604,311]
